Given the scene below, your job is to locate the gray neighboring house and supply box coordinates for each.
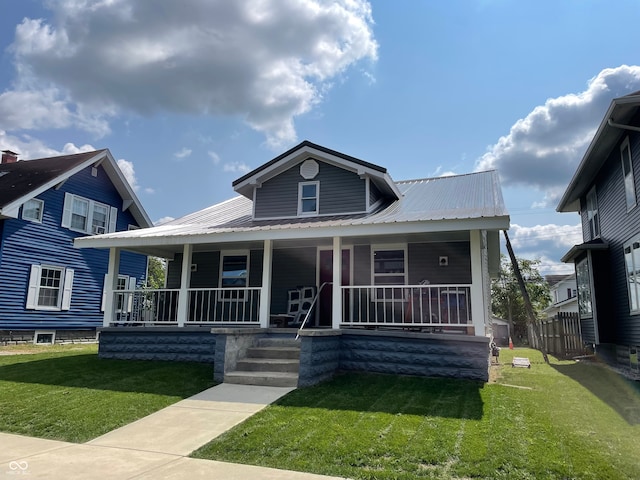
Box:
[558,91,640,372]
[75,141,510,383]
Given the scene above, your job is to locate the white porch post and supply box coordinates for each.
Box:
[103,247,120,327]
[259,239,273,328]
[176,244,193,327]
[332,236,342,330]
[469,230,486,336]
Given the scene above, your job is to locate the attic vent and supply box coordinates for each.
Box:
[300,159,319,180]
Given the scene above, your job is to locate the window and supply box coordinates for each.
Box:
[576,258,593,318]
[22,198,44,223]
[586,187,600,239]
[26,265,74,311]
[298,181,319,216]
[372,247,406,300]
[219,251,249,300]
[101,274,136,312]
[624,236,640,314]
[62,193,117,234]
[621,137,637,211]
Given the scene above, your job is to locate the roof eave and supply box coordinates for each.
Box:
[557,94,640,212]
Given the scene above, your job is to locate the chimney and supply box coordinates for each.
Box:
[1,150,18,164]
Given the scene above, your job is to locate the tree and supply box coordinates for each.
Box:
[145,257,166,289]
[491,254,551,344]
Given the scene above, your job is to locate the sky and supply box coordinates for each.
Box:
[1,0,640,275]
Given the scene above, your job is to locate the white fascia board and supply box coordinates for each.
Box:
[74,215,511,250]
[1,150,107,216]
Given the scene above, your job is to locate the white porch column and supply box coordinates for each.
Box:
[176,244,193,327]
[332,236,342,330]
[103,247,120,327]
[469,229,486,336]
[259,239,273,328]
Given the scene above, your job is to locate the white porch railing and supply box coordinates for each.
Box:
[341,285,472,329]
[109,287,261,326]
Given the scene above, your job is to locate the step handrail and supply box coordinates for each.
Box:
[295,282,332,340]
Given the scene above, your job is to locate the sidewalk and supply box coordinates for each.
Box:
[0,384,347,479]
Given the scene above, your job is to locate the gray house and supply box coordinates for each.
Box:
[76,141,510,383]
[558,92,640,372]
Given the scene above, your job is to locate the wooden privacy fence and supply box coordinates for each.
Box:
[529,312,584,358]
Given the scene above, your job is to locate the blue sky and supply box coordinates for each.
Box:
[2,1,640,274]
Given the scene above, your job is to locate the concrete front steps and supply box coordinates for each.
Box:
[224,338,300,387]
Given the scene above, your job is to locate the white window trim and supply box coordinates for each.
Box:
[621,137,637,212]
[586,187,600,239]
[22,198,44,223]
[26,265,74,311]
[62,192,118,235]
[624,235,640,315]
[371,244,408,302]
[219,250,250,301]
[576,258,593,319]
[298,181,320,216]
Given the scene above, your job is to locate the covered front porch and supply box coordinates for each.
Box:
[102,229,494,337]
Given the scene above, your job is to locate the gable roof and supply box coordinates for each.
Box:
[0,149,152,227]
[557,92,640,212]
[232,140,402,200]
[75,169,509,257]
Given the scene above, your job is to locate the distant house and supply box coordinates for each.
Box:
[543,274,578,319]
[0,149,152,343]
[557,91,640,370]
[76,141,510,383]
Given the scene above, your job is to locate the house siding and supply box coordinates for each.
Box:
[167,250,263,289]
[270,247,317,314]
[408,242,471,284]
[0,164,147,330]
[369,180,382,207]
[580,119,640,347]
[254,160,366,218]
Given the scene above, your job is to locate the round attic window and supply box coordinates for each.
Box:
[300,159,319,179]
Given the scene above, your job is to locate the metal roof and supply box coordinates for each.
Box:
[76,170,509,252]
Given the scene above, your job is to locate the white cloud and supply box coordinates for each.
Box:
[5,0,377,147]
[223,161,251,173]
[506,223,582,275]
[208,150,221,165]
[155,216,175,226]
[174,147,192,159]
[116,158,139,191]
[144,187,155,194]
[476,65,640,206]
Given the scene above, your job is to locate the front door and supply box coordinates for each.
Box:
[319,249,351,327]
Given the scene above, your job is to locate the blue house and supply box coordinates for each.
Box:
[0,149,152,343]
[558,91,640,373]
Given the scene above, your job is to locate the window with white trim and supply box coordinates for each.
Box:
[62,193,117,234]
[26,265,74,311]
[621,137,637,211]
[586,187,600,239]
[624,235,640,314]
[298,181,319,216]
[372,246,407,301]
[576,258,592,318]
[219,251,249,300]
[22,198,44,223]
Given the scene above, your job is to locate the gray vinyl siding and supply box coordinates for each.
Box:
[353,245,371,285]
[270,247,317,314]
[254,160,366,218]
[167,250,262,289]
[369,180,382,206]
[580,115,640,346]
[408,242,472,284]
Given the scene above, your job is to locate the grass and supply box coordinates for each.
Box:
[192,348,640,480]
[0,344,214,442]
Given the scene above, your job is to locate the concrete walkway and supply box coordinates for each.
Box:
[0,384,346,479]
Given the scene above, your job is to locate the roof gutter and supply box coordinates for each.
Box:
[607,118,640,133]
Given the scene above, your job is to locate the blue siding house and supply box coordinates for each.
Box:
[0,149,152,343]
[558,91,640,373]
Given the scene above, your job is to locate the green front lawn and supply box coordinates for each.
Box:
[0,344,214,442]
[193,349,640,480]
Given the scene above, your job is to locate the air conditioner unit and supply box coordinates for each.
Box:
[92,225,106,235]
